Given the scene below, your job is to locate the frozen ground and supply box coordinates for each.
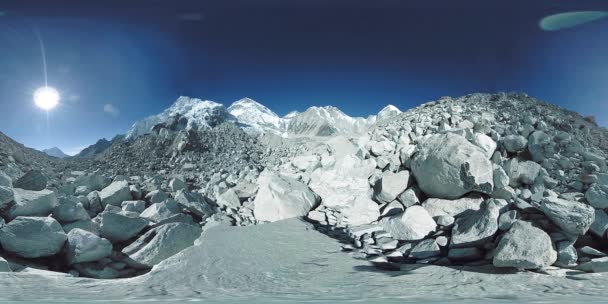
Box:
[1,218,607,304]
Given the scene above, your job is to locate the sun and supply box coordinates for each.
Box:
[34,86,60,111]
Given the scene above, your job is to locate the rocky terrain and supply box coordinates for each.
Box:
[1,92,608,302]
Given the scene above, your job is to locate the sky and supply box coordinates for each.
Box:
[0,0,607,155]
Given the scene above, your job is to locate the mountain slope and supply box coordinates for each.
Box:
[42,147,68,158]
[287,106,375,137]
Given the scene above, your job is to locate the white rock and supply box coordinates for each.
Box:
[0,216,67,258]
[175,190,215,219]
[339,197,380,226]
[380,206,436,241]
[145,190,169,205]
[541,196,595,236]
[100,211,148,242]
[65,228,112,264]
[99,181,131,207]
[411,133,493,199]
[421,195,484,218]
[493,220,557,269]
[450,199,500,248]
[373,170,411,204]
[216,188,241,209]
[122,222,202,267]
[169,177,187,192]
[5,189,58,220]
[140,199,182,223]
[504,158,541,186]
[52,197,90,223]
[253,170,320,222]
[410,239,440,259]
[502,135,528,153]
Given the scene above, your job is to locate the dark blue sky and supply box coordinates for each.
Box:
[0,0,607,154]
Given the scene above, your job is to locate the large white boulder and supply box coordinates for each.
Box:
[0,216,67,258]
[140,198,182,223]
[122,222,202,267]
[99,181,131,207]
[493,220,557,269]
[541,197,594,236]
[253,170,320,222]
[4,189,58,220]
[338,197,380,226]
[411,133,493,199]
[175,190,215,219]
[65,228,112,264]
[52,196,90,223]
[380,205,436,241]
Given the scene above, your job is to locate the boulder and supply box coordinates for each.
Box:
[502,135,528,153]
[590,209,608,238]
[216,188,241,209]
[5,189,58,220]
[175,190,215,219]
[169,177,186,192]
[0,257,11,272]
[100,211,148,242]
[493,220,557,269]
[498,210,518,231]
[0,170,12,187]
[52,196,90,223]
[62,219,101,236]
[121,200,146,213]
[411,133,493,199]
[0,216,67,258]
[373,170,411,204]
[338,197,380,226]
[586,183,608,209]
[99,181,131,207]
[450,199,500,248]
[140,199,182,223]
[396,188,420,207]
[541,197,594,236]
[253,171,320,222]
[291,155,321,172]
[421,195,484,218]
[65,228,112,264]
[555,241,577,267]
[122,222,202,267]
[145,190,168,205]
[13,170,47,191]
[0,186,14,210]
[504,158,541,186]
[73,174,110,191]
[380,205,436,241]
[409,239,440,259]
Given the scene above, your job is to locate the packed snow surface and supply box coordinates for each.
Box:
[0,219,606,303]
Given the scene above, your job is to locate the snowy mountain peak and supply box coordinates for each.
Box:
[126,96,231,139]
[377,104,401,121]
[228,97,284,133]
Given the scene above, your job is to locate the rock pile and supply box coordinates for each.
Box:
[298,93,608,272]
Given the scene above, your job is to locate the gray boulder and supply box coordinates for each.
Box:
[62,219,101,236]
[493,220,557,269]
[0,186,14,210]
[175,190,215,219]
[216,188,241,209]
[99,181,131,207]
[145,190,168,205]
[411,133,493,199]
[380,205,436,241]
[502,135,528,153]
[586,183,608,209]
[373,170,411,204]
[73,174,110,191]
[0,170,12,187]
[555,241,577,267]
[13,170,47,191]
[66,228,112,264]
[5,189,58,220]
[0,216,67,258]
[504,158,541,186]
[100,211,148,242]
[169,177,186,192]
[52,196,90,223]
[253,170,320,222]
[541,197,594,236]
[122,222,202,267]
[450,199,500,248]
[409,239,440,259]
[121,200,146,213]
[421,195,484,218]
[590,209,608,238]
[140,199,182,223]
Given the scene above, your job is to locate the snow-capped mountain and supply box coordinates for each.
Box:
[376,105,401,121]
[126,96,233,139]
[227,98,286,134]
[125,96,398,139]
[42,147,68,158]
[287,106,375,137]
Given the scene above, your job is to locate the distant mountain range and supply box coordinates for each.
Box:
[75,96,402,158]
[42,147,69,158]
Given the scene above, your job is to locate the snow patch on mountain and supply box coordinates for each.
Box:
[377,104,401,121]
[287,106,375,137]
[227,98,286,134]
[42,147,68,158]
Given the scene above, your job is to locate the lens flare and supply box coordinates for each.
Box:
[34,86,60,111]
